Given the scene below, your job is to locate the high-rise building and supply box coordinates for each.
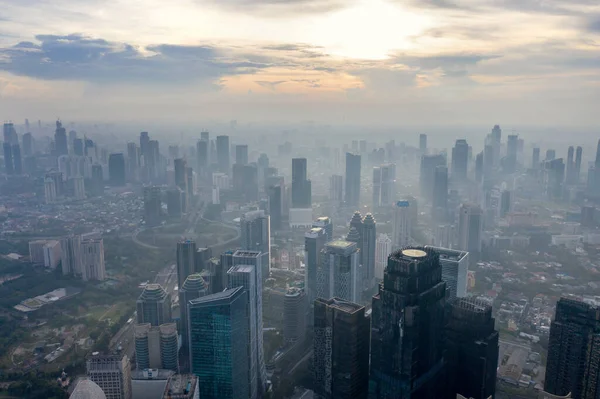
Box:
[55,120,68,156]
[179,273,209,351]
[313,216,333,242]
[305,227,328,310]
[177,240,197,289]
[544,158,565,200]
[491,125,502,167]
[373,164,396,209]
[167,188,184,218]
[216,135,230,174]
[42,240,61,269]
[136,284,172,326]
[61,235,81,276]
[174,158,188,212]
[345,153,361,207]
[86,353,132,399]
[575,146,583,183]
[362,213,376,288]
[505,134,519,173]
[22,132,33,157]
[475,152,483,183]
[134,323,179,372]
[419,134,427,154]
[3,142,13,174]
[425,246,469,300]
[316,240,361,303]
[532,147,541,169]
[375,233,392,280]
[188,287,250,399]
[284,287,307,345]
[370,247,446,398]
[196,139,209,181]
[126,142,139,181]
[267,183,282,230]
[313,297,370,399]
[349,210,364,260]
[160,375,199,399]
[566,146,575,185]
[240,210,271,281]
[445,298,499,399]
[235,144,248,165]
[108,153,126,186]
[545,296,600,399]
[458,204,483,257]
[72,176,85,200]
[292,158,312,208]
[69,379,106,399]
[11,144,21,175]
[420,154,446,200]
[329,175,344,206]
[451,139,469,181]
[143,186,162,225]
[81,238,106,281]
[91,164,104,196]
[73,138,84,156]
[547,149,556,161]
[433,165,448,221]
[499,189,511,218]
[392,200,411,249]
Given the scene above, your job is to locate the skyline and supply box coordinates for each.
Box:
[0,0,599,125]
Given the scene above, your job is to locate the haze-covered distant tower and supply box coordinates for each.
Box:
[420,154,446,200]
[532,147,540,169]
[369,247,446,399]
[313,216,333,242]
[3,142,13,175]
[61,235,81,276]
[451,139,469,181]
[108,153,126,186]
[292,158,312,208]
[419,134,427,154]
[81,238,105,281]
[143,186,162,225]
[11,144,22,175]
[566,146,575,185]
[575,146,583,183]
[313,298,370,399]
[284,287,307,345]
[392,200,411,249]
[433,165,448,222]
[22,132,33,157]
[240,210,271,281]
[458,204,483,259]
[305,227,327,312]
[235,144,248,165]
[216,135,230,174]
[362,213,377,288]
[345,153,361,207]
[329,174,343,207]
[54,120,68,156]
[177,240,197,289]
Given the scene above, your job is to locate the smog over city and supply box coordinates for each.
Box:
[0,0,598,398]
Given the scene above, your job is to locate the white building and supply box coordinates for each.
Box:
[375,234,392,280]
[211,186,220,205]
[434,224,455,249]
[133,323,179,372]
[44,177,57,204]
[86,353,132,399]
[458,204,483,255]
[425,246,469,300]
[61,235,82,276]
[316,240,360,303]
[73,176,86,200]
[43,240,62,269]
[81,238,106,281]
[392,200,411,249]
[289,208,313,229]
[212,172,230,190]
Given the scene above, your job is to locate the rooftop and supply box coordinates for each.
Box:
[424,245,469,262]
[162,374,198,399]
[317,297,364,314]
[327,240,355,250]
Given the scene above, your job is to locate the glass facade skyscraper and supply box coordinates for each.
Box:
[188,286,250,399]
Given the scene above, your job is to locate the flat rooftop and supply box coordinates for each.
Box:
[317,297,364,314]
[162,374,197,398]
[326,240,355,249]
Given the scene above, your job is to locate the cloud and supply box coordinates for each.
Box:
[0,34,274,86]
[401,0,599,16]
[255,80,286,90]
[201,0,355,16]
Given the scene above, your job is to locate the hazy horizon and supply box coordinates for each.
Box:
[0,0,599,125]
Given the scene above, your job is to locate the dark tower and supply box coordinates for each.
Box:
[370,247,446,398]
[362,213,377,287]
[54,120,68,156]
[108,153,126,186]
[532,147,540,169]
[595,139,600,169]
[575,146,583,183]
[433,165,448,222]
[3,142,13,174]
[444,298,499,399]
[291,158,311,208]
[566,146,575,184]
[451,139,468,181]
[216,135,230,174]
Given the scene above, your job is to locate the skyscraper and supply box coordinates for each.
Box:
[349,210,364,261]
[292,158,312,208]
[11,144,21,175]
[362,213,376,288]
[532,147,540,169]
[475,152,483,183]
[55,120,68,156]
[240,210,271,281]
[136,284,172,326]
[196,139,209,180]
[458,204,483,257]
[505,134,519,173]
[424,246,469,300]
[373,164,396,208]
[305,227,328,310]
[126,142,139,181]
[313,216,333,242]
[545,296,600,399]
[177,240,197,289]
[499,189,512,218]
[419,134,427,154]
[216,135,230,174]
[143,186,162,225]
[22,132,33,157]
[575,146,583,183]
[375,233,392,280]
[179,273,209,351]
[188,287,250,399]
[433,165,448,221]
[108,153,126,186]
[2,142,13,174]
[134,323,179,372]
[316,240,361,303]
[81,238,106,281]
[61,235,81,276]
[86,353,132,399]
[451,139,469,181]
[284,288,307,345]
[420,154,446,200]
[329,174,344,206]
[370,247,446,398]
[91,164,104,196]
[267,183,282,230]
[392,200,411,250]
[566,146,575,185]
[313,298,370,399]
[174,158,188,211]
[345,153,361,207]
[445,298,499,399]
[73,138,84,156]
[235,144,248,165]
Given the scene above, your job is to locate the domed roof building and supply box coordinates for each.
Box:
[69,379,106,399]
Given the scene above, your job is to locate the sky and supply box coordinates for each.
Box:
[0,0,598,126]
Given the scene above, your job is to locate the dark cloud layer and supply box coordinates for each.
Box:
[0,34,272,85]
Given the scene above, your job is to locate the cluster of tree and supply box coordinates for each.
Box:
[2,374,67,399]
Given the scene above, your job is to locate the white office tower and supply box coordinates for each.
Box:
[375,234,392,280]
[227,265,259,399]
[372,163,396,208]
[211,185,220,204]
[434,224,454,249]
[61,235,82,276]
[425,246,469,299]
[43,240,62,269]
[392,200,412,249]
[134,323,179,372]
[86,353,132,399]
[45,177,57,204]
[240,210,271,281]
[458,204,483,256]
[81,238,106,281]
[73,176,86,200]
[316,240,360,303]
[305,227,328,309]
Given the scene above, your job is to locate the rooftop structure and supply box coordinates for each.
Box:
[161,374,198,399]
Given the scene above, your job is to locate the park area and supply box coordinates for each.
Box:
[136,219,238,249]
